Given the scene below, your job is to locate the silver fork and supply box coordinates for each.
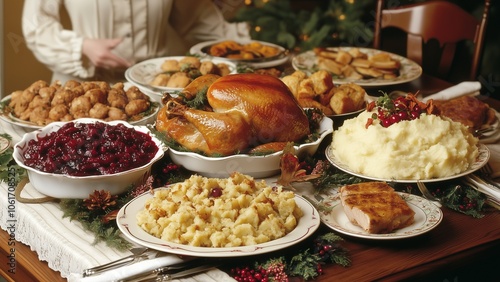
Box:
[479,163,493,177]
[83,247,154,277]
[477,163,500,189]
[416,181,442,207]
[474,126,496,137]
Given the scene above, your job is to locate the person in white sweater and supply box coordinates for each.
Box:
[22,0,249,83]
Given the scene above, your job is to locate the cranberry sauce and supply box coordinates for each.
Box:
[23,122,159,176]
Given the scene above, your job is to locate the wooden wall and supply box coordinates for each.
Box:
[2,0,52,97]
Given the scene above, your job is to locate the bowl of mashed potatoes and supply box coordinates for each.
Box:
[328,110,482,181]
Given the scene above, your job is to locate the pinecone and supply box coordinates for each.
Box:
[84,190,117,211]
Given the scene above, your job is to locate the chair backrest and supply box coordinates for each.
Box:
[373,0,490,82]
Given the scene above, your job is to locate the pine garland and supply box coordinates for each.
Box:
[56,155,191,251]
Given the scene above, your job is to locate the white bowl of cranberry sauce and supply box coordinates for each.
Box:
[13,118,164,199]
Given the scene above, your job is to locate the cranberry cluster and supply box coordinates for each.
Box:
[23,122,158,176]
[369,94,426,127]
[232,266,270,282]
[232,263,288,282]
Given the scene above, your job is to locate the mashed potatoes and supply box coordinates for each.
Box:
[330,111,479,180]
[136,172,303,247]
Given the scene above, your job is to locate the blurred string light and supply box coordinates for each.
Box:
[234,0,373,51]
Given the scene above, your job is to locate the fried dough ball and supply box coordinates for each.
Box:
[217,63,231,76]
[125,99,150,116]
[48,104,70,121]
[200,61,218,75]
[29,95,51,109]
[89,103,109,119]
[52,89,78,106]
[179,56,201,69]
[70,85,85,96]
[38,86,57,101]
[83,81,110,92]
[85,88,108,105]
[166,72,190,88]
[111,82,125,91]
[126,86,148,100]
[20,90,36,105]
[107,107,127,121]
[329,83,365,114]
[19,108,32,121]
[13,90,35,116]
[9,90,23,108]
[63,80,81,89]
[70,96,92,118]
[161,60,181,72]
[107,88,128,109]
[150,73,171,87]
[27,80,49,93]
[29,106,50,125]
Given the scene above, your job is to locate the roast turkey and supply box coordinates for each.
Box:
[156,73,310,156]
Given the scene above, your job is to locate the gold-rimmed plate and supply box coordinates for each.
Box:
[316,190,443,240]
[0,84,160,133]
[190,40,290,69]
[325,143,490,183]
[292,47,422,87]
[117,191,320,257]
[125,56,237,96]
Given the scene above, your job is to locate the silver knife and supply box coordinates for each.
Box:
[118,263,219,282]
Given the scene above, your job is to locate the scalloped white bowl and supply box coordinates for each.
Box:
[13,118,165,199]
[168,116,333,178]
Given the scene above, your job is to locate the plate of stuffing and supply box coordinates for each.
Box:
[190,40,290,69]
[0,80,160,134]
[292,47,422,87]
[316,183,443,240]
[125,56,237,96]
[117,173,321,257]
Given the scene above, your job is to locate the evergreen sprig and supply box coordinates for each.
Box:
[0,134,26,185]
[234,0,373,51]
[59,197,133,250]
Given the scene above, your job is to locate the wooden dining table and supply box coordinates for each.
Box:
[1,73,499,282]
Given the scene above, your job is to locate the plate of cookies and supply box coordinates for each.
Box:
[292,47,422,87]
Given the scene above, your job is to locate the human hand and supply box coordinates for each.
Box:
[82,38,131,69]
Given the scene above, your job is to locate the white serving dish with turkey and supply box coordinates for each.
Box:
[155,73,333,178]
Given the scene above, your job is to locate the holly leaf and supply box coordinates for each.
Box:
[289,249,322,280]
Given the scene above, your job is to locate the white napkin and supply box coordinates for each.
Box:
[68,255,185,282]
[422,81,481,102]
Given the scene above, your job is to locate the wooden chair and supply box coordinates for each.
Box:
[373,0,490,82]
